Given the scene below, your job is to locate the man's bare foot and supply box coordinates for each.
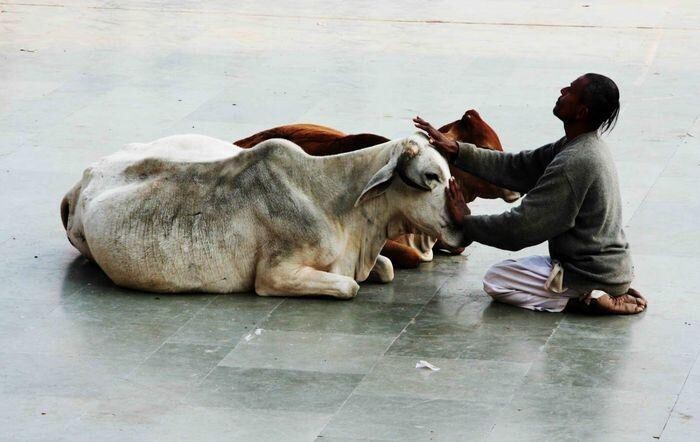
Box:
[590,288,647,315]
[564,288,647,315]
[626,287,647,309]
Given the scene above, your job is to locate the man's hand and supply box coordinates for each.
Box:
[446,177,470,226]
[413,116,459,161]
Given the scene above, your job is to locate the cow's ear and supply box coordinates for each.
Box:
[354,154,398,207]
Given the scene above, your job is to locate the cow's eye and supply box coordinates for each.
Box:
[425,173,440,182]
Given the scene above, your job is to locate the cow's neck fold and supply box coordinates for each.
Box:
[348,196,422,281]
[349,194,393,280]
[316,138,420,281]
[324,140,401,280]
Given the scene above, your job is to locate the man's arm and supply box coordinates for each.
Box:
[413,115,561,194]
[453,142,560,194]
[454,166,586,251]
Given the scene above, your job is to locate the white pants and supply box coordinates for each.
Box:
[483,256,585,313]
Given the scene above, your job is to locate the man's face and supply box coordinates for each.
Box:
[553,76,589,123]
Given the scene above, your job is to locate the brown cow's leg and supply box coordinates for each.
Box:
[367,255,394,283]
[381,240,422,269]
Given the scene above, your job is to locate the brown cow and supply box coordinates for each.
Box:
[235,123,389,157]
[234,110,520,268]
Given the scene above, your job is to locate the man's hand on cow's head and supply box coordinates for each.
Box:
[446,177,469,226]
[413,116,459,161]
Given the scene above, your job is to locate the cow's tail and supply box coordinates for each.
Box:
[60,182,94,260]
[60,182,81,231]
[60,194,70,230]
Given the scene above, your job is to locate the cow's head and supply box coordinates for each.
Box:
[439,109,520,203]
[355,133,467,249]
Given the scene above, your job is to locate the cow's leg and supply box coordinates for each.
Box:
[255,264,360,299]
[380,240,422,269]
[367,255,394,283]
[432,239,466,256]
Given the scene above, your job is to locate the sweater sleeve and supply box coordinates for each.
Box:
[453,141,562,194]
[458,166,586,251]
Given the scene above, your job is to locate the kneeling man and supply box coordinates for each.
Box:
[415,73,647,314]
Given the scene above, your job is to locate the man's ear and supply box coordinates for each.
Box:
[354,152,399,207]
[576,104,589,121]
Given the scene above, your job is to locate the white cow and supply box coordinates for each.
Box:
[61,133,463,298]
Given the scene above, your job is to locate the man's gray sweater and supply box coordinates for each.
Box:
[455,132,632,295]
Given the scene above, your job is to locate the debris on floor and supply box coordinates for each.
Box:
[415,360,440,371]
[243,328,264,342]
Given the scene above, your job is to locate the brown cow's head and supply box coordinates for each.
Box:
[438,109,520,203]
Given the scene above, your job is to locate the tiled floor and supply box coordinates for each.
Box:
[1,1,699,440]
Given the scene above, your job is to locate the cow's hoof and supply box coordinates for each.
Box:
[337,280,360,299]
[368,255,394,283]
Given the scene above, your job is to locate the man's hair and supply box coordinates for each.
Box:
[582,73,620,134]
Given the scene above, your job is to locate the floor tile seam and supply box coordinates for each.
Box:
[311,278,450,439]
[514,383,686,406]
[1,348,164,367]
[38,283,90,324]
[15,3,700,33]
[314,363,391,436]
[139,401,335,418]
[379,276,453,356]
[482,381,533,442]
[316,402,499,442]
[533,316,562,353]
[504,377,683,398]
[531,341,700,360]
[627,114,699,224]
[387,350,541,366]
[178,297,286,399]
[659,350,700,438]
[22,410,84,438]
[212,360,382,377]
[328,390,511,407]
[375,262,493,360]
[556,315,700,332]
[25,312,205,335]
[124,294,219,378]
[216,336,399,374]
[318,390,511,440]
[485,383,671,440]
[388,328,555,340]
[232,328,397,341]
[101,376,194,409]
[110,393,336,421]
[20,90,116,144]
[313,276,456,437]
[0,348,147,364]
[57,394,111,435]
[514,317,562,406]
[350,385,517,408]
[64,403,332,440]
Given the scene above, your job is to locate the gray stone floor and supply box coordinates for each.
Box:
[1,1,699,440]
